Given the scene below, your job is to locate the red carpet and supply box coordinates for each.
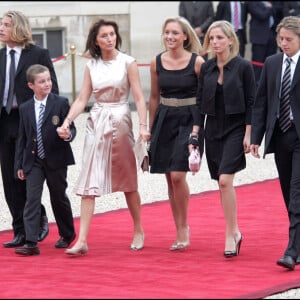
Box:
[1,178,300,299]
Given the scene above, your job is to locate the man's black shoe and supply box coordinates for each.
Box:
[277,255,295,271]
[38,215,49,242]
[15,243,40,256]
[55,233,76,248]
[3,233,25,248]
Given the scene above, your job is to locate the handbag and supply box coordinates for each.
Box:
[134,137,149,172]
[188,148,201,175]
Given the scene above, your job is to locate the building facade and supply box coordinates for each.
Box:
[1,1,219,99]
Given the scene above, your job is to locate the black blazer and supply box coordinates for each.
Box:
[251,53,300,156]
[0,44,58,112]
[15,93,76,175]
[196,56,256,124]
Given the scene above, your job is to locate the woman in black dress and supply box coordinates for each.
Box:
[196,20,256,257]
[149,17,205,251]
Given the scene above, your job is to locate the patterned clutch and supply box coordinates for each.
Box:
[188,149,201,175]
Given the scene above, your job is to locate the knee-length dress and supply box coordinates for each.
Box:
[205,83,246,180]
[150,52,204,174]
[74,52,138,197]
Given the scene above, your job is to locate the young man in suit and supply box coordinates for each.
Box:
[0,10,57,247]
[251,16,300,271]
[14,64,76,256]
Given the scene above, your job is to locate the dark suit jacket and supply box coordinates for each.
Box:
[0,44,58,112]
[251,53,300,156]
[15,93,76,175]
[215,1,247,44]
[179,1,214,34]
[245,1,277,45]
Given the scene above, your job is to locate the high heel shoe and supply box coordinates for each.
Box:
[169,241,179,251]
[224,234,243,258]
[65,244,88,256]
[169,240,190,251]
[130,232,144,250]
[169,226,190,251]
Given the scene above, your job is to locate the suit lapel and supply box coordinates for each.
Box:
[291,58,300,90]
[44,93,55,125]
[275,53,284,101]
[16,46,32,76]
[29,100,36,130]
[0,48,7,80]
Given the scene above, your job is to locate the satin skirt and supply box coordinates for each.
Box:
[74,102,138,197]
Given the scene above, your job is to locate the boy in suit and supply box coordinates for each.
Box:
[14,64,76,256]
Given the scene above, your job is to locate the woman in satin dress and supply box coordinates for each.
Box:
[58,19,150,255]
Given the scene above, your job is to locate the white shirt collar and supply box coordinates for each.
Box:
[283,51,300,65]
[6,45,22,57]
[34,96,48,108]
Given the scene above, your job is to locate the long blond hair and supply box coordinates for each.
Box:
[161,16,203,54]
[1,10,34,48]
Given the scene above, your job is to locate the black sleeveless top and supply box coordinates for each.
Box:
[156,52,198,99]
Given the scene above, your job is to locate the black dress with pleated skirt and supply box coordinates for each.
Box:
[205,83,246,180]
[149,52,204,174]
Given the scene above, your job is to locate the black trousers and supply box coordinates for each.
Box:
[273,122,300,259]
[251,30,277,85]
[236,29,246,58]
[24,157,75,242]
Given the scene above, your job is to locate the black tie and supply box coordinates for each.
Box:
[279,57,292,133]
[6,49,16,114]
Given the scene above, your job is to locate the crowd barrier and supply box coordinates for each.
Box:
[51,48,265,102]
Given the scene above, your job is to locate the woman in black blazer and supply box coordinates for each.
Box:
[196,20,256,258]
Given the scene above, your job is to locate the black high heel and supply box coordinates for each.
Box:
[224,234,243,258]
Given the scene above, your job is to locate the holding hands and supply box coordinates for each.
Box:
[57,119,71,140]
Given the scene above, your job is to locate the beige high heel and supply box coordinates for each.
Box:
[65,244,88,256]
[169,226,190,251]
[169,241,179,251]
[169,240,190,251]
[130,232,145,250]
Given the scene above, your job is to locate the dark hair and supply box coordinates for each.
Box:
[85,19,122,59]
[26,64,49,83]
